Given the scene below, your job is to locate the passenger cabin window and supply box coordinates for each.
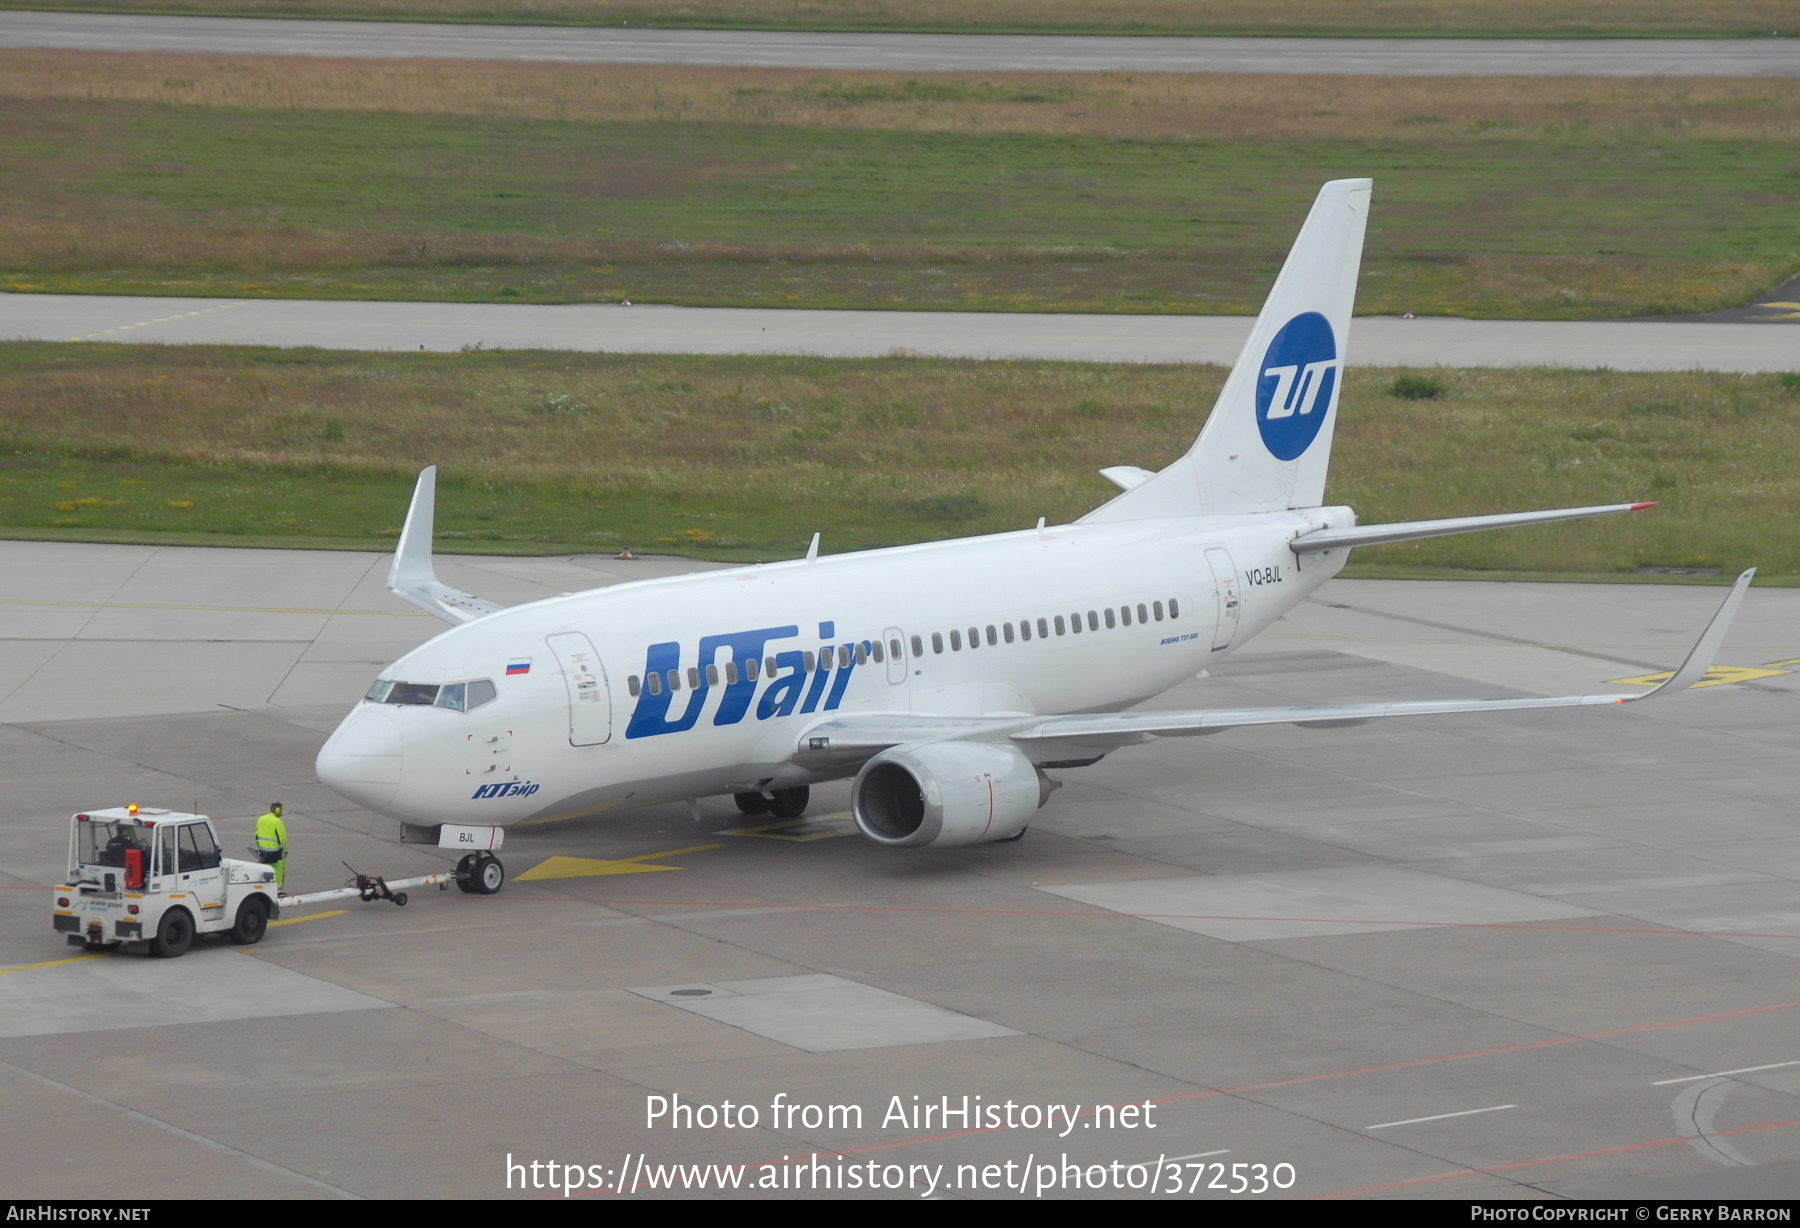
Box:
[647,672,663,696]
[931,633,944,654]
[890,637,904,659]
[1138,603,1149,624]
[1054,615,1066,636]
[686,667,699,689]
[1069,613,1081,634]
[628,676,641,697]
[1153,601,1164,621]
[838,645,853,669]
[1104,608,1116,629]
[1019,620,1031,642]
[967,627,980,650]
[1121,606,1132,626]
[667,669,681,692]
[950,630,962,651]
[1037,617,1050,638]
[1169,598,1180,619]
[871,641,884,663]
[856,642,870,665]
[986,625,997,646]
[706,664,720,687]
[1003,623,1015,643]
[726,661,740,685]
[911,635,924,657]
[435,683,466,711]
[803,652,816,673]
[1087,611,1099,631]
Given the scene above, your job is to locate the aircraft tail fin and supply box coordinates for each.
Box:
[1082,178,1371,522]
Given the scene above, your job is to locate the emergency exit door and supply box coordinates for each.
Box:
[545,632,612,746]
[1205,547,1241,651]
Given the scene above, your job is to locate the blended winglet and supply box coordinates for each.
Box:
[388,466,505,625]
[1629,567,1755,700]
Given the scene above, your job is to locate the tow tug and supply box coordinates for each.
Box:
[51,807,506,958]
[52,806,280,958]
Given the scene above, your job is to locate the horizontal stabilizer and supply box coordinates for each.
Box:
[388,466,505,625]
[1099,466,1156,492]
[793,570,1753,769]
[1289,501,1655,554]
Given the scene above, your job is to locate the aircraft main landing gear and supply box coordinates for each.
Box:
[733,787,810,819]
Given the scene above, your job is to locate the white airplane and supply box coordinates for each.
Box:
[316,178,1753,894]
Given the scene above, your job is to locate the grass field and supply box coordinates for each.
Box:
[1,52,1797,317]
[3,0,1792,37]
[2,342,1796,581]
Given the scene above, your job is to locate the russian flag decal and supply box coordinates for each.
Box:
[506,659,531,676]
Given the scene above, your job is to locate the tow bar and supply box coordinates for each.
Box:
[278,861,454,909]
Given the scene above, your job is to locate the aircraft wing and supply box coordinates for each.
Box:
[388,466,505,625]
[794,569,1753,769]
[1289,501,1655,554]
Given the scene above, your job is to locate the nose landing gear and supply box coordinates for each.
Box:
[456,851,506,895]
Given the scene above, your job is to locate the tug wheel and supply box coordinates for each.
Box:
[151,909,194,959]
[229,896,270,945]
[733,791,770,815]
[470,852,506,896]
[768,786,810,819]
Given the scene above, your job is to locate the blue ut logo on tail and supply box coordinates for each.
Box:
[1255,312,1339,461]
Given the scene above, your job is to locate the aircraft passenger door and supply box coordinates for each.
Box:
[883,626,906,685]
[545,632,612,746]
[1205,547,1241,651]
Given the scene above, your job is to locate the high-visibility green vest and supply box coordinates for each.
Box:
[255,812,288,854]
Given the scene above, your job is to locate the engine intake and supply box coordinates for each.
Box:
[852,741,1055,848]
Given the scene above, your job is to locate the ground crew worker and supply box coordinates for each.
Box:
[255,803,289,891]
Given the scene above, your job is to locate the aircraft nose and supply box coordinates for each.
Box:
[316,706,405,810]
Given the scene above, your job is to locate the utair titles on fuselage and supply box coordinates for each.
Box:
[315,178,1750,877]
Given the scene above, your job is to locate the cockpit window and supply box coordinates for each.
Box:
[369,678,495,711]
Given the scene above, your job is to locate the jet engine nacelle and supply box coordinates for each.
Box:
[852,741,1055,848]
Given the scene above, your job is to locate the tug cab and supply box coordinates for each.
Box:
[51,806,279,958]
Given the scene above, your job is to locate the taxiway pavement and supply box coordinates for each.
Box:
[3,540,1800,1198]
[2,11,1797,76]
[6,293,1797,372]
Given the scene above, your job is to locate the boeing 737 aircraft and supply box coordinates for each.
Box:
[316,179,1753,895]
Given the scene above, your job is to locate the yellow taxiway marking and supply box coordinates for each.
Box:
[0,597,425,617]
[66,300,249,342]
[1765,658,1800,668]
[0,951,115,975]
[268,908,350,928]
[1610,664,1791,690]
[517,844,724,881]
[721,812,858,842]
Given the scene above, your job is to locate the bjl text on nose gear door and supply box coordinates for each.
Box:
[546,631,612,746]
[1205,547,1241,651]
